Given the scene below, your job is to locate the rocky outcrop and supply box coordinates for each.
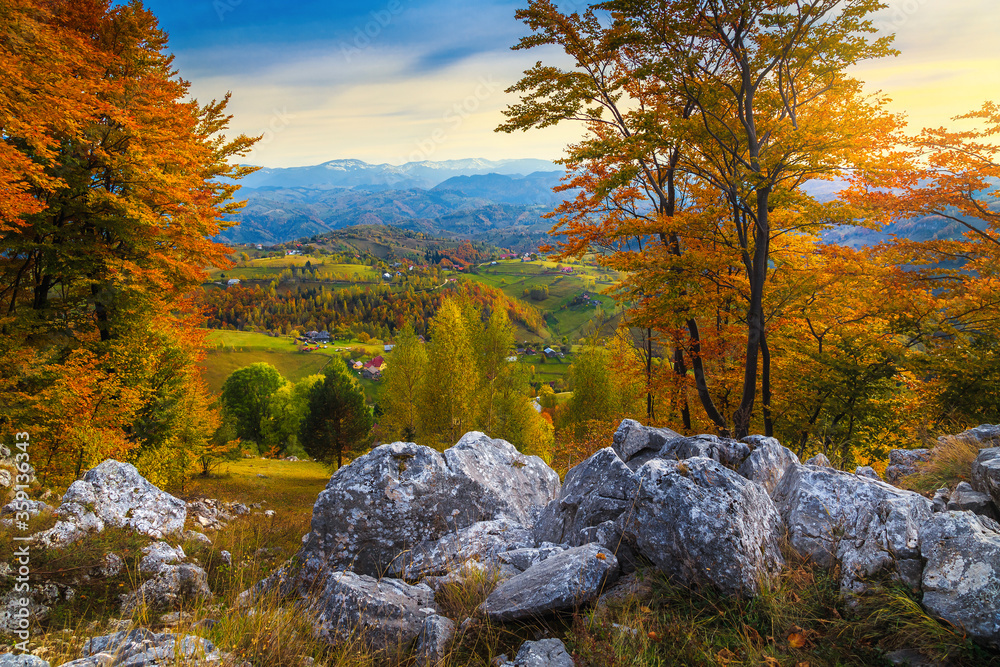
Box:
[920,511,1000,650]
[61,629,219,666]
[296,434,559,579]
[949,424,1000,445]
[773,464,932,596]
[305,570,439,654]
[737,435,800,496]
[138,542,186,575]
[478,544,618,622]
[620,457,784,597]
[658,435,751,469]
[885,448,931,485]
[34,461,185,548]
[532,448,638,547]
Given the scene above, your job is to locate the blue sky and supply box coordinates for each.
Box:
[142,0,1000,168]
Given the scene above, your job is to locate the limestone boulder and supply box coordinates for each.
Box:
[532,448,638,547]
[620,457,783,597]
[306,570,439,654]
[611,419,681,468]
[478,544,618,622]
[120,564,212,615]
[737,435,800,495]
[414,615,455,667]
[503,639,574,667]
[804,453,832,467]
[0,654,48,667]
[35,460,185,547]
[297,435,558,579]
[658,435,752,469]
[971,447,1000,508]
[920,511,1000,650]
[947,481,999,522]
[388,518,533,581]
[773,464,933,595]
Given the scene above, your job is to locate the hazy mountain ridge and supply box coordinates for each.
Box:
[220,159,566,246]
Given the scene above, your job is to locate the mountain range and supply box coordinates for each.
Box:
[218,158,567,248]
[220,159,987,250]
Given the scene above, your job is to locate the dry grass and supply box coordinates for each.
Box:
[901,434,984,493]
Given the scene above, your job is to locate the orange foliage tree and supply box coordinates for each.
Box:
[0,0,256,486]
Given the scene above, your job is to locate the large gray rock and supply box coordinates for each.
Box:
[920,511,1000,650]
[774,464,933,596]
[35,460,185,547]
[298,434,559,578]
[507,638,574,667]
[885,448,931,485]
[306,570,439,654]
[120,564,212,615]
[0,655,48,667]
[738,435,800,495]
[388,518,533,580]
[532,448,638,547]
[611,419,681,464]
[478,544,618,621]
[62,628,219,666]
[948,481,999,521]
[972,447,1000,508]
[620,457,783,597]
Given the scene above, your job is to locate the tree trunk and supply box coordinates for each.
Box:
[687,317,729,436]
[673,347,692,432]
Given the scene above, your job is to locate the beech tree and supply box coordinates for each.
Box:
[501,0,899,437]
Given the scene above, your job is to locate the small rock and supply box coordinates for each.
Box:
[139,542,186,575]
[804,453,832,467]
[97,553,123,579]
[157,611,194,628]
[948,481,999,521]
[220,551,232,566]
[972,446,1000,508]
[885,448,931,485]
[182,530,211,545]
[931,488,950,513]
[414,615,455,667]
[855,466,881,480]
[509,638,574,667]
[120,564,212,615]
[478,544,618,622]
[611,419,682,466]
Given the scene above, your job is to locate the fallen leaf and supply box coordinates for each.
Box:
[640,606,652,614]
[716,648,736,664]
[763,658,781,666]
[595,552,607,560]
[647,631,659,641]
[788,632,807,649]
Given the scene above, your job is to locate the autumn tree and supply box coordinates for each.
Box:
[379,325,427,442]
[501,0,899,437]
[0,0,257,483]
[419,298,478,448]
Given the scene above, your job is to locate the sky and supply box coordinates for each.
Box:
[142,0,1000,168]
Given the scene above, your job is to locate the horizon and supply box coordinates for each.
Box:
[142,0,1000,169]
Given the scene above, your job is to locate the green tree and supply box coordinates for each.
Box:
[263,374,324,454]
[300,360,373,469]
[220,363,286,446]
[379,325,428,442]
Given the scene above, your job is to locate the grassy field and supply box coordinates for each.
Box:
[199,330,386,393]
[208,257,379,282]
